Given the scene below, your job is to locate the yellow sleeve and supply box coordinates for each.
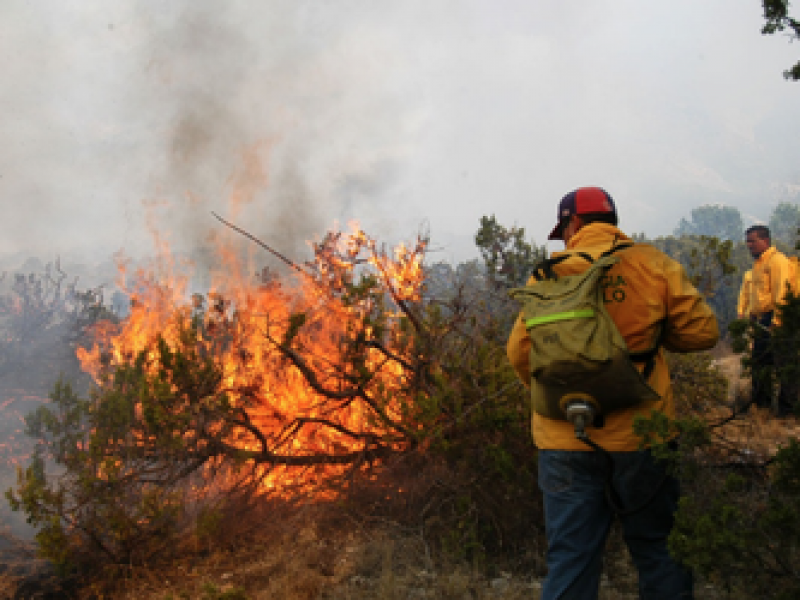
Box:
[737,271,751,319]
[506,312,531,387]
[770,253,790,325]
[771,253,790,305]
[662,258,720,353]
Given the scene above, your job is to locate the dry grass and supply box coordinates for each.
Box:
[0,505,743,599]
[708,402,800,455]
[708,352,800,458]
[62,524,740,600]
[32,506,735,600]
[98,519,627,600]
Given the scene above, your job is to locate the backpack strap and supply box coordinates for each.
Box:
[535,237,632,281]
[532,252,594,281]
[600,239,662,379]
[599,240,634,258]
[629,339,661,380]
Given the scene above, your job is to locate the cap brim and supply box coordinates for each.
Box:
[547,221,563,241]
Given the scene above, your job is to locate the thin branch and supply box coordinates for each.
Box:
[364,339,417,372]
[211,212,307,276]
[264,332,364,401]
[289,417,399,445]
[215,437,398,466]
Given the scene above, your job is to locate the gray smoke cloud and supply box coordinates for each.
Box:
[126,2,415,270]
[0,1,419,278]
[1,0,800,272]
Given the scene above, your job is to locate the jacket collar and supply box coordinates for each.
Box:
[755,245,777,264]
[565,222,632,250]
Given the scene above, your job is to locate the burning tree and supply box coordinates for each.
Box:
[6,222,536,572]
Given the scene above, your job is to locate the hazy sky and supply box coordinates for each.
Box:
[1,0,799,268]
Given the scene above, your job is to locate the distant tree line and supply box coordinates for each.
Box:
[637,202,800,335]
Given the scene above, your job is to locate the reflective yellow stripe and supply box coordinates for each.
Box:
[525,309,594,328]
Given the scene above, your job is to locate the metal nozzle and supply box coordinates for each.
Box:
[563,399,597,441]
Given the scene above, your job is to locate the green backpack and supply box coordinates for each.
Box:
[509,244,660,422]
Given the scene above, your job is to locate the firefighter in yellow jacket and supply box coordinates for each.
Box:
[743,224,796,415]
[507,187,719,599]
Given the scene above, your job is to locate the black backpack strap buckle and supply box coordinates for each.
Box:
[533,252,595,281]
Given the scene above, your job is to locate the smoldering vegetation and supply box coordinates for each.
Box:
[0,255,117,547]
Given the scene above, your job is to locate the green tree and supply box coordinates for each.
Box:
[768,202,800,249]
[673,205,744,241]
[761,0,800,80]
[649,287,800,598]
[474,215,546,289]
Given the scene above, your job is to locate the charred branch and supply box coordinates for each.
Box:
[212,212,308,277]
[215,437,399,466]
[362,339,416,372]
[264,330,416,441]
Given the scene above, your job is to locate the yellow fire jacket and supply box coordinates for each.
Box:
[506,223,720,451]
[748,246,790,318]
[737,270,752,319]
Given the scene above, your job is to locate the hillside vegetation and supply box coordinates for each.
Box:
[2,208,800,599]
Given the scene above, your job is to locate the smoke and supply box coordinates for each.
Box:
[119,1,417,271]
[2,0,800,267]
[0,1,421,272]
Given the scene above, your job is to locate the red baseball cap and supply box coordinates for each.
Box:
[547,187,617,241]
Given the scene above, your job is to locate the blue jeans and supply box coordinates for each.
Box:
[538,449,693,599]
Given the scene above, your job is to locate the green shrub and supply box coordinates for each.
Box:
[5,223,546,581]
[632,293,800,598]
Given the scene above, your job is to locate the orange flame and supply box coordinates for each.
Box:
[77,222,427,497]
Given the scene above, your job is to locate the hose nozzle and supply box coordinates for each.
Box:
[563,398,598,441]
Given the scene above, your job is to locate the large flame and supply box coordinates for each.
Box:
[76,221,426,496]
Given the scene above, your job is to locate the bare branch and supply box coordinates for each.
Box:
[211,212,308,276]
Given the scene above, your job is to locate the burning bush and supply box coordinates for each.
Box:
[5,223,540,578]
